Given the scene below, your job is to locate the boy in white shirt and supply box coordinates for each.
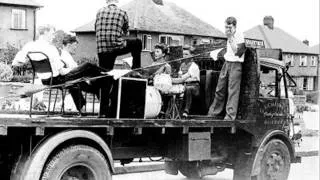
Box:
[172,46,200,118]
[208,17,246,120]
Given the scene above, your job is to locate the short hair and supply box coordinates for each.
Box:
[38,25,55,35]
[62,35,78,46]
[225,17,237,27]
[154,44,168,55]
[263,16,274,22]
[183,45,195,55]
[106,0,119,5]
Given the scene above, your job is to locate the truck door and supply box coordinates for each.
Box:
[258,63,290,131]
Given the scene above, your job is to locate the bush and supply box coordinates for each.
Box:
[306,91,319,104]
[292,88,305,95]
[0,63,13,82]
[0,43,19,65]
[77,57,98,65]
[10,75,32,83]
[296,105,309,113]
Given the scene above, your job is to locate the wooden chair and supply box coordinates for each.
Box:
[27,52,65,117]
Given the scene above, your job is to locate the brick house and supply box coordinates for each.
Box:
[0,0,42,50]
[245,18,319,93]
[311,44,320,93]
[73,0,225,66]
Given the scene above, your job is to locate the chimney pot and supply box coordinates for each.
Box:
[263,16,274,30]
[303,40,309,46]
[152,0,163,5]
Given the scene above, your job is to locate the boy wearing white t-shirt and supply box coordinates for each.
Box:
[208,17,246,121]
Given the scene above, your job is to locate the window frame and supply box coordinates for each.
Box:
[11,8,27,30]
[286,54,294,66]
[299,55,307,67]
[302,77,308,90]
[311,56,317,67]
[158,34,184,46]
[259,66,281,98]
[142,34,152,51]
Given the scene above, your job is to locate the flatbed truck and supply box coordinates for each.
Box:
[0,48,300,180]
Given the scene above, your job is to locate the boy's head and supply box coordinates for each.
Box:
[62,35,78,54]
[154,44,168,60]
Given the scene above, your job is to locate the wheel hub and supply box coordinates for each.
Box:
[266,153,285,180]
[61,165,96,180]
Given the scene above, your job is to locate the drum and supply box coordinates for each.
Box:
[167,84,185,94]
[144,86,162,118]
[153,73,172,93]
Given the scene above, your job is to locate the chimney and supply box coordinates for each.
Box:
[303,40,309,46]
[263,16,274,30]
[152,0,163,5]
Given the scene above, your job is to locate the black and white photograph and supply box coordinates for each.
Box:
[0,0,319,179]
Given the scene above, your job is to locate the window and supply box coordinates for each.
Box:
[11,9,26,29]
[311,56,317,66]
[142,34,152,51]
[299,77,314,90]
[307,77,314,90]
[299,55,307,66]
[286,54,294,66]
[159,35,184,46]
[200,38,210,44]
[192,39,197,46]
[296,77,304,90]
[160,36,167,44]
[303,77,308,90]
[259,66,278,98]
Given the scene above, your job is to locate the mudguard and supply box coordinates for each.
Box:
[22,130,114,180]
[251,130,298,176]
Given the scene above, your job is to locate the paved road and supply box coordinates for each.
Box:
[114,157,319,180]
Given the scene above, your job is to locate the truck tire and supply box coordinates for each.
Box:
[179,161,202,179]
[41,145,111,180]
[234,139,291,180]
[253,139,291,180]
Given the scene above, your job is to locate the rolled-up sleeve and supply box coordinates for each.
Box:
[122,12,129,34]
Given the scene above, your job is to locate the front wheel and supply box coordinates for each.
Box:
[41,145,111,180]
[254,139,291,180]
[234,139,291,180]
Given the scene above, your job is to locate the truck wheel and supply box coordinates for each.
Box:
[253,139,291,180]
[179,161,202,179]
[41,145,111,180]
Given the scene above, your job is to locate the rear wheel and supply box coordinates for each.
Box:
[41,145,111,180]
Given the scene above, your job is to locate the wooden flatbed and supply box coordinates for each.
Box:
[0,113,255,136]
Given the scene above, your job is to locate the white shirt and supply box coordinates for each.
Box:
[179,62,200,83]
[12,39,64,80]
[60,50,78,75]
[224,31,245,62]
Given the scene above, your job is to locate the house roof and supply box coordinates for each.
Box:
[310,44,320,54]
[0,0,42,7]
[244,25,315,54]
[74,0,224,38]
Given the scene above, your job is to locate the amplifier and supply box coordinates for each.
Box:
[111,77,147,119]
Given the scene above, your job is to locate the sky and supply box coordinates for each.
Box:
[36,0,320,46]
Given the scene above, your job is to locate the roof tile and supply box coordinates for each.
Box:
[0,0,42,7]
[74,0,224,38]
[245,25,315,54]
